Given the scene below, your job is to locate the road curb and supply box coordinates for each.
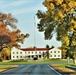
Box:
[65,65,76,71]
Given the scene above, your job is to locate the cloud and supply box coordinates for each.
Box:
[0,0,46,16]
[0,0,31,10]
[9,2,46,16]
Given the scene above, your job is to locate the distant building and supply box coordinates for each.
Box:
[49,48,62,59]
[11,47,62,60]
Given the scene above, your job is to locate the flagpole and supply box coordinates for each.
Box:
[34,15,36,51]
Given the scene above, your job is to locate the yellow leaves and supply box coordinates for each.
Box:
[49,3,54,10]
[46,2,54,10]
[51,11,58,20]
[70,19,76,32]
[62,4,70,12]
[46,0,52,2]
[68,1,76,8]
[74,2,76,7]
[71,19,76,26]
[54,16,58,20]
[46,11,50,15]
[70,9,74,13]
[62,4,67,9]
[62,36,69,46]
[58,10,64,18]
[55,0,63,5]
[70,26,74,32]
[2,48,11,57]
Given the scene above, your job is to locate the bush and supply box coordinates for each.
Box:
[11,60,27,62]
[0,59,3,62]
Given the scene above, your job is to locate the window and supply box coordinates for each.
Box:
[58,51,60,53]
[13,56,15,58]
[35,52,37,54]
[51,55,52,57]
[50,51,52,53]
[32,55,34,58]
[28,52,30,54]
[54,55,56,57]
[17,56,18,58]
[39,55,41,58]
[20,56,22,58]
[20,52,22,54]
[58,55,60,57]
[39,52,41,53]
[28,56,30,58]
[54,51,56,53]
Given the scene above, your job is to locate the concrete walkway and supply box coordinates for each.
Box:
[66,65,76,71]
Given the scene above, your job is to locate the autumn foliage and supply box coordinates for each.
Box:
[36,0,76,63]
[0,12,29,60]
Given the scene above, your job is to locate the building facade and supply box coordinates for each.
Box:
[49,48,62,59]
[11,47,62,60]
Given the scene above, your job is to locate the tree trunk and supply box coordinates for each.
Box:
[67,57,69,64]
[73,58,76,64]
[0,52,3,61]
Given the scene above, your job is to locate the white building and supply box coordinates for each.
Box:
[49,48,62,59]
[11,47,62,60]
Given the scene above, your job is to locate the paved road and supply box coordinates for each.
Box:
[0,64,66,75]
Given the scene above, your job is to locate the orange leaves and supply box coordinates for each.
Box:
[9,31,17,42]
[25,33,30,38]
[0,22,8,36]
[0,12,30,60]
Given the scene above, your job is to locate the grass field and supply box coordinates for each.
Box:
[0,59,75,73]
[0,65,17,69]
[0,59,67,65]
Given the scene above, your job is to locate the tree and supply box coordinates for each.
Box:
[58,46,67,59]
[46,44,50,59]
[0,35,11,51]
[51,45,54,49]
[46,44,50,48]
[36,0,76,64]
[0,12,29,60]
[1,48,11,60]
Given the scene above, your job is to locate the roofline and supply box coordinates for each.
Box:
[20,48,51,51]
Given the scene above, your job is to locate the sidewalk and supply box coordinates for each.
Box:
[66,65,76,71]
[65,65,76,75]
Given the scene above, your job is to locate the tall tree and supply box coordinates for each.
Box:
[36,0,76,64]
[0,12,29,60]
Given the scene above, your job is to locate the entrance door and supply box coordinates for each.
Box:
[33,55,38,60]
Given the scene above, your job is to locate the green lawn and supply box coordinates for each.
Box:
[0,59,75,73]
[0,59,67,65]
[0,65,13,69]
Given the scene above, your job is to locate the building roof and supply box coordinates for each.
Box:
[20,48,51,51]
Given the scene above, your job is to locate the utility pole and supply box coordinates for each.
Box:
[34,15,36,51]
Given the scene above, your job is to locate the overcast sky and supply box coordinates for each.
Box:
[0,0,61,48]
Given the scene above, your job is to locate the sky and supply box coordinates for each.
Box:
[0,0,61,48]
